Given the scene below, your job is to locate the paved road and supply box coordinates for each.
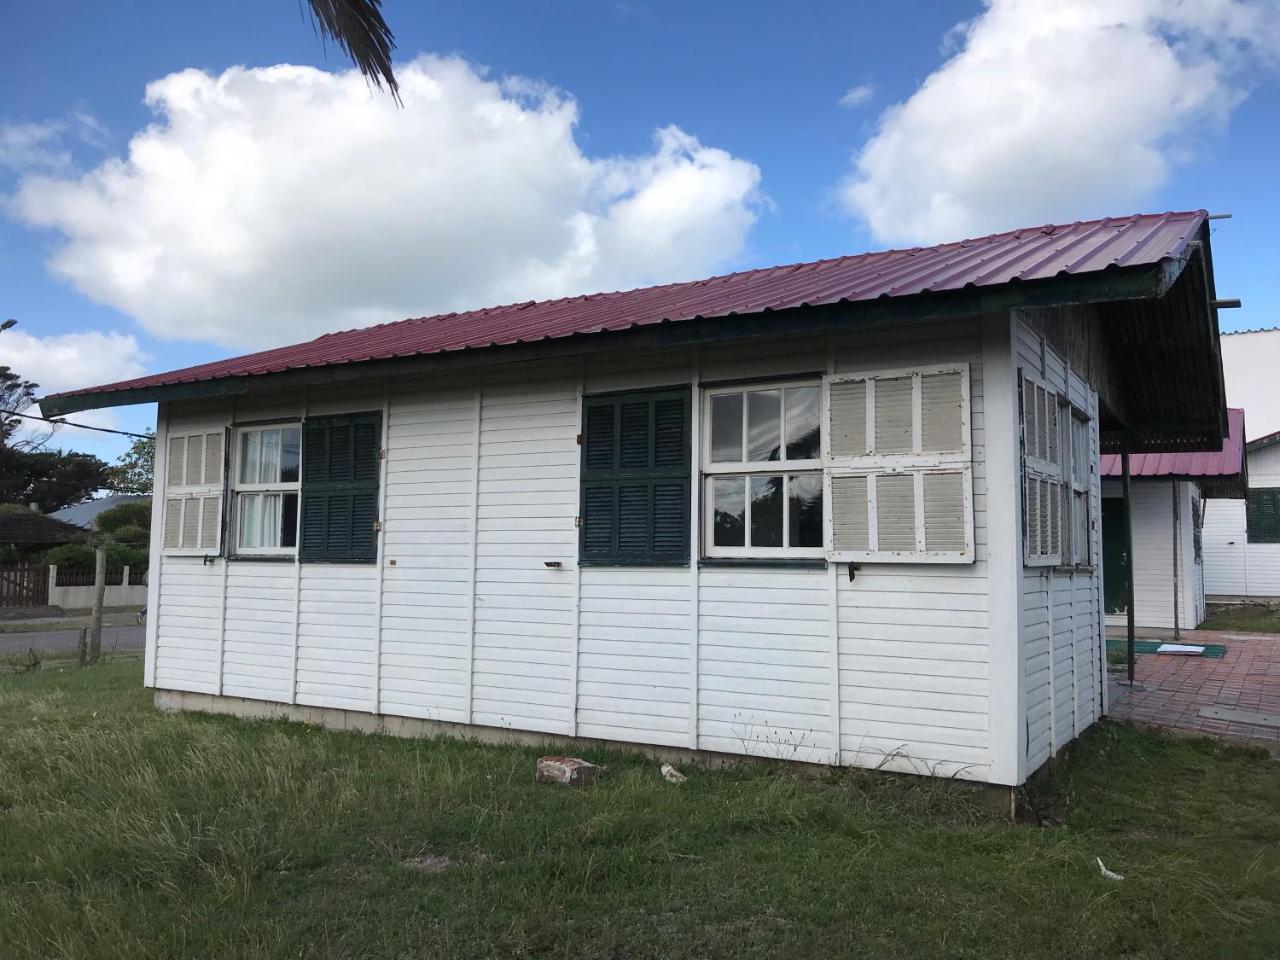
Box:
[0,624,144,655]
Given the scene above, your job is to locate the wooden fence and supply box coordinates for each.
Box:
[0,564,50,608]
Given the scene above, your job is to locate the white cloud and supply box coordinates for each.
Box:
[4,329,147,444]
[11,57,763,349]
[838,84,875,109]
[0,112,107,174]
[842,0,1280,245]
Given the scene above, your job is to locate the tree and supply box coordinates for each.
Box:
[0,365,51,451]
[106,432,155,494]
[0,446,109,512]
[305,0,399,100]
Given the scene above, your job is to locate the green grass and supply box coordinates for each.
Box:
[1201,603,1280,633]
[1,663,1278,959]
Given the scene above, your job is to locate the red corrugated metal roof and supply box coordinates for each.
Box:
[45,209,1207,404]
[1101,408,1245,478]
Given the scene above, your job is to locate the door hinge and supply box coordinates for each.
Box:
[576,433,583,445]
[575,516,583,528]
[373,519,383,531]
[379,449,387,460]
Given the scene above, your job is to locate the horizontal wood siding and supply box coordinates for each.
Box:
[294,565,378,711]
[221,562,294,702]
[154,558,221,694]
[378,381,476,723]
[471,364,579,735]
[578,568,691,746]
[698,568,833,764]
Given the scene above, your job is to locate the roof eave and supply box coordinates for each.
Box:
[41,262,1173,417]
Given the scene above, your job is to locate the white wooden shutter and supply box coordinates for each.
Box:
[162,427,228,554]
[202,432,224,485]
[1021,372,1064,566]
[167,436,186,486]
[163,498,183,548]
[824,364,973,563]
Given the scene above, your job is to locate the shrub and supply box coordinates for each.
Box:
[95,500,151,535]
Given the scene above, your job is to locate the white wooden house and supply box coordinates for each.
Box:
[1203,329,1280,598]
[43,210,1232,789]
[1097,408,1246,632]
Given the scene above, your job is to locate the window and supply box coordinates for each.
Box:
[232,425,301,554]
[298,413,383,562]
[824,366,973,563]
[580,388,691,565]
[1246,488,1280,544]
[703,381,823,558]
[162,430,225,552]
[1021,373,1092,568]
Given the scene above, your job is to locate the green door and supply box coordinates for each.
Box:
[1102,497,1129,614]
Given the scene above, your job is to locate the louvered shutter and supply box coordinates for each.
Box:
[579,388,690,565]
[825,365,973,563]
[1020,372,1065,566]
[299,412,383,562]
[164,498,183,548]
[1247,488,1280,544]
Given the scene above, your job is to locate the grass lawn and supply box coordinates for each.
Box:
[2,661,1278,959]
[1201,602,1280,634]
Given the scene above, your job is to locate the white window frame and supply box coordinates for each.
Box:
[1065,406,1093,568]
[701,378,825,559]
[1021,371,1062,567]
[824,364,974,564]
[230,423,303,558]
[162,428,225,555]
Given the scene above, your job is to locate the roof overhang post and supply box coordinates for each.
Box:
[1121,447,1136,686]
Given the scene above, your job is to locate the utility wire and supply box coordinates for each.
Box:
[1,408,152,440]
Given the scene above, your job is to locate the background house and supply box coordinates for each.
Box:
[42,210,1231,790]
[1099,409,1246,632]
[52,494,151,530]
[1204,329,1280,599]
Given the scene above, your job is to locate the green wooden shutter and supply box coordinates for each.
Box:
[1246,488,1280,544]
[299,412,382,562]
[580,388,690,566]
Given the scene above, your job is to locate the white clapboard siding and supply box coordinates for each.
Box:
[1015,318,1104,772]
[378,383,477,723]
[698,568,833,764]
[221,562,296,702]
[154,557,222,694]
[471,364,579,735]
[577,568,692,746]
[294,565,379,711]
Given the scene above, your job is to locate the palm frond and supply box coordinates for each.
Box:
[305,0,400,103]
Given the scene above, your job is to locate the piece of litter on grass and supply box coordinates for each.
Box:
[1096,857,1124,881]
[1156,643,1205,656]
[404,854,452,875]
[661,763,687,783]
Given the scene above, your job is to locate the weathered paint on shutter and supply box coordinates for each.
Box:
[830,475,869,551]
[579,387,690,565]
[875,473,916,551]
[921,372,963,452]
[200,495,222,550]
[923,471,965,551]
[167,436,186,487]
[202,432,223,485]
[828,379,867,457]
[873,377,913,454]
[184,434,203,489]
[180,499,198,548]
[164,498,182,548]
[299,412,382,562]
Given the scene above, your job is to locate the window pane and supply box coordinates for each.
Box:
[785,386,820,460]
[240,431,261,485]
[788,473,824,547]
[747,390,781,462]
[282,492,299,548]
[259,429,281,483]
[261,493,281,547]
[238,493,260,548]
[710,394,743,462]
[712,476,746,546]
[281,428,301,483]
[750,475,783,547]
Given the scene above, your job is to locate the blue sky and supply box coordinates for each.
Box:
[2,0,1278,462]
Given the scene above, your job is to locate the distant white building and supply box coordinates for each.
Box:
[1204,329,1280,599]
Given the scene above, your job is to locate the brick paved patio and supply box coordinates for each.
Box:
[1107,630,1280,745]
